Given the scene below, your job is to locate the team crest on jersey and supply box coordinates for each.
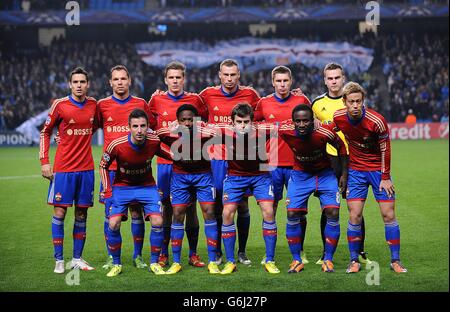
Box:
[102,153,110,162]
[45,116,51,125]
[55,193,62,202]
[285,198,290,206]
[223,193,229,201]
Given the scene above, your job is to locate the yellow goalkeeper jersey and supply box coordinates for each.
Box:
[311,92,349,156]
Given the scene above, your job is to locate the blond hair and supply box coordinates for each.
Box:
[342,82,366,100]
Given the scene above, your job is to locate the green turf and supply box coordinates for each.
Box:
[0,140,448,292]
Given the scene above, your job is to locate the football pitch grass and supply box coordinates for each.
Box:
[0,140,448,292]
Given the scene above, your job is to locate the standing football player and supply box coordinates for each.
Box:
[100,109,172,277]
[312,62,370,265]
[213,103,280,275]
[278,104,348,273]
[199,59,260,265]
[40,67,97,273]
[97,65,153,270]
[148,61,208,268]
[333,82,407,274]
[156,104,220,274]
[255,65,311,264]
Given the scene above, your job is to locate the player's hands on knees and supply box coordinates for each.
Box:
[41,164,54,181]
[380,179,395,198]
[338,175,348,196]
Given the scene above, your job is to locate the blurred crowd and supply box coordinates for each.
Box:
[1,0,447,11]
[0,32,448,130]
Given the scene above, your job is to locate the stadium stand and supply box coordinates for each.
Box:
[0,1,448,129]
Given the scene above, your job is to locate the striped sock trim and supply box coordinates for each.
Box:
[222,224,236,232]
[287,218,300,226]
[74,221,86,228]
[205,220,217,227]
[263,221,277,230]
[52,217,64,225]
[151,226,163,233]
[171,223,185,230]
[326,220,340,227]
[348,222,361,231]
[385,220,399,227]
[131,218,144,224]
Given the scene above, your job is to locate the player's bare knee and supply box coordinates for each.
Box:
[172,207,186,224]
[53,206,67,218]
[201,205,215,221]
[151,215,163,227]
[109,217,121,231]
[382,213,396,224]
[324,208,339,220]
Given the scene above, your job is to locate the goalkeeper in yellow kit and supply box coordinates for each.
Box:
[311,62,371,265]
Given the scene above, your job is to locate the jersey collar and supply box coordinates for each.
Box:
[273,93,291,103]
[326,93,343,100]
[128,133,146,151]
[112,95,131,105]
[69,95,87,108]
[220,85,239,98]
[167,91,185,101]
[346,107,366,126]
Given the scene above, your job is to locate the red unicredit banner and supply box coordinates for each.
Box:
[388,122,449,140]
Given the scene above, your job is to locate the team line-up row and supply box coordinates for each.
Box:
[39,60,407,277]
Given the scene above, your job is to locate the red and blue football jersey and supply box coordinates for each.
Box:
[333,108,391,180]
[199,85,260,160]
[278,121,347,173]
[99,133,172,197]
[255,93,310,167]
[40,95,97,172]
[156,122,215,174]
[147,91,207,165]
[97,95,151,171]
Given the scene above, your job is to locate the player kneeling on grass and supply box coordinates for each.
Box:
[99,109,173,277]
[216,103,279,275]
[279,104,348,273]
[333,82,407,274]
[156,104,220,274]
